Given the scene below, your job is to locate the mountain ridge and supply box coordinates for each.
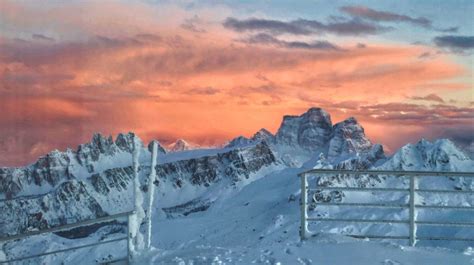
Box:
[1,106,472,241]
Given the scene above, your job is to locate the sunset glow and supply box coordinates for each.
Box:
[1,0,473,166]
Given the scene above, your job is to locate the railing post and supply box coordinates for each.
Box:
[127,214,133,264]
[300,173,308,240]
[409,175,416,246]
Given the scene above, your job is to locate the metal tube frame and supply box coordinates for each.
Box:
[0,211,135,264]
[0,137,145,264]
[299,169,474,246]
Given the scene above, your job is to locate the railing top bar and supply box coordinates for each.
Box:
[309,186,473,194]
[308,187,408,192]
[298,169,474,177]
[314,202,409,208]
[307,217,409,224]
[0,236,127,264]
[0,210,135,242]
[347,234,409,240]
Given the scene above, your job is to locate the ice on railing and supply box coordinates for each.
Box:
[129,136,145,253]
[146,141,158,250]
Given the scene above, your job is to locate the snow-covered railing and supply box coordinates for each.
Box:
[298,169,474,246]
[0,137,159,264]
[0,210,135,264]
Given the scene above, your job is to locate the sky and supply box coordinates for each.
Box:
[0,0,473,166]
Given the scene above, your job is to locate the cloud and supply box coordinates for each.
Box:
[243,33,340,50]
[341,5,457,32]
[181,15,206,33]
[223,17,312,35]
[437,26,459,33]
[297,18,386,35]
[32,34,55,42]
[223,17,385,36]
[0,1,472,166]
[341,6,431,27]
[358,103,474,126]
[410,93,444,103]
[186,86,220,95]
[433,35,474,52]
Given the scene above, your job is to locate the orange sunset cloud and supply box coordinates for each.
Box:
[0,0,472,166]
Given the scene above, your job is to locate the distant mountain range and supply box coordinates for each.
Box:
[1,107,472,263]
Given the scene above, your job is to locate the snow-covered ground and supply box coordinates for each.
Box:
[10,161,471,264]
[143,166,473,265]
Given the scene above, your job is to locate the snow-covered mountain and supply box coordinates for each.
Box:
[168,139,197,152]
[1,107,473,264]
[226,108,374,160]
[0,136,275,238]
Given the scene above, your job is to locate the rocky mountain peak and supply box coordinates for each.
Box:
[169,139,193,152]
[76,132,141,172]
[114,132,138,153]
[251,128,274,142]
[275,107,333,151]
[225,136,252,148]
[382,138,471,171]
[328,117,372,158]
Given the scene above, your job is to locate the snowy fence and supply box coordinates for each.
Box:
[0,210,135,264]
[0,138,158,264]
[299,169,474,246]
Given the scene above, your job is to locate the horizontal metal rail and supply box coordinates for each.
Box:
[312,201,409,209]
[0,211,135,264]
[298,169,474,177]
[308,218,474,227]
[416,236,474,242]
[0,236,128,264]
[415,204,474,210]
[345,234,409,240]
[415,188,474,194]
[307,217,409,224]
[310,186,474,194]
[347,235,474,242]
[415,220,474,227]
[313,202,474,210]
[0,210,135,242]
[308,187,408,192]
[299,169,474,246]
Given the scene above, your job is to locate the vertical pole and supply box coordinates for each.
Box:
[127,214,132,264]
[300,173,308,240]
[146,141,158,250]
[409,175,416,247]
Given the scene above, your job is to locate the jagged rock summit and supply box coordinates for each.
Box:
[275,107,333,150]
[226,107,375,159]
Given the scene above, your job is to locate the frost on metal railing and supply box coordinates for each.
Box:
[298,169,474,246]
[0,211,134,264]
[0,136,159,264]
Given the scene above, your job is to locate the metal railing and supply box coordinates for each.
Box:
[0,210,135,264]
[0,139,159,264]
[299,169,474,246]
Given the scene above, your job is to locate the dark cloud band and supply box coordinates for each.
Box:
[434,35,474,52]
[243,33,340,50]
[341,5,457,33]
[223,17,384,36]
